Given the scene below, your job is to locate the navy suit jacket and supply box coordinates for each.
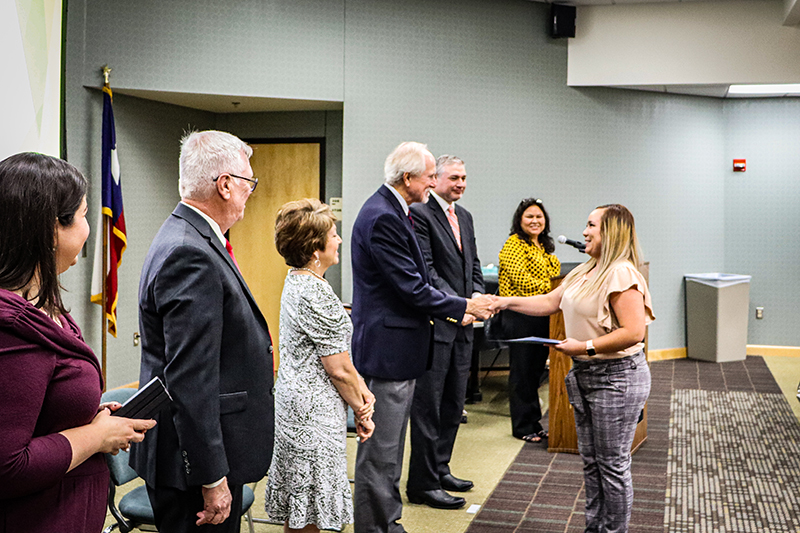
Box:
[131,203,274,490]
[351,186,467,381]
[410,198,485,344]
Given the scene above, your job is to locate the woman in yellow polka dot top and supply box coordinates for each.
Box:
[498,198,560,443]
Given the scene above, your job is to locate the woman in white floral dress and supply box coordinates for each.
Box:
[267,199,375,533]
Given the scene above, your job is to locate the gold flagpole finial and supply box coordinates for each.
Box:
[102,65,112,87]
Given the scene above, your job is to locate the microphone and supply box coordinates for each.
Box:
[557,235,586,253]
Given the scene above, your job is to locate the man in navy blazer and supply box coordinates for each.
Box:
[407,155,485,509]
[132,131,274,532]
[351,142,492,533]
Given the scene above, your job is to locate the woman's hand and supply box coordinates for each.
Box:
[354,382,377,441]
[90,408,156,455]
[492,287,563,317]
[356,417,375,442]
[98,401,122,413]
[553,338,588,357]
[59,406,157,471]
[356,379,375,421]
[489,296,508,313]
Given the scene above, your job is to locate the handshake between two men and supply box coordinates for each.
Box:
[462,294,498,326]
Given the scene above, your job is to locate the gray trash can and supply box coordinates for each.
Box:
[684,273,751,363]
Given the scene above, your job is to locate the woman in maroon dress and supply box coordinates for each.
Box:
[0,153,156,533]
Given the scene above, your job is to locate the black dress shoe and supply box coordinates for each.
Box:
[440,473,474,492]
[406,489,466,509]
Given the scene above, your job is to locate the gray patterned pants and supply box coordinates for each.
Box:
[565,351,651,533]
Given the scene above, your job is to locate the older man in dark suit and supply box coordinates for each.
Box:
[132,130,274,533]
[407,155,485,509]
[351,142,492,533]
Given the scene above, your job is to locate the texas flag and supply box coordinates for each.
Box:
[91,85,127,337]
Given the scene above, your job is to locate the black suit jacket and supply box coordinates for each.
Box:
[351,186,467,381]
[410,198,485,343]
[131,203,274,490]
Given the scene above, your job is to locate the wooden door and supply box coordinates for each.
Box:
[229,143,321,367]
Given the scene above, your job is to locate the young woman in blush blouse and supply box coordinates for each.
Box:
[0,153,155,533]
[266,198,375,533]
[492,204,654,533]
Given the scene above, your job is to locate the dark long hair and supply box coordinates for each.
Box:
[0,152,88,315]
[509,197,555,254]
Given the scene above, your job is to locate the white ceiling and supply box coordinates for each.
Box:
[536,0,799,24]
[542,0,800,97]
[545,0,731,4]
[538,0,782,6]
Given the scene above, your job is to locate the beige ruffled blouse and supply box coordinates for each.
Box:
[560,261,655,360]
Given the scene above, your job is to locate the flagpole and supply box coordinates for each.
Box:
[102,209,109,389]
[100,65,111,389]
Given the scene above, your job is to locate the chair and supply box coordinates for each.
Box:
[101,388,255,533]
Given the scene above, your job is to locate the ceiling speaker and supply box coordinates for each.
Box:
[550,4,576,39]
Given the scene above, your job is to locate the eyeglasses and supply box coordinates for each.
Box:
[213,173,259,192]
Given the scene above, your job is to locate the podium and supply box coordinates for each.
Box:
[547,264,649,454]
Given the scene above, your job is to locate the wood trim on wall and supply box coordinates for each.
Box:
[648,345,800,361]
[649,347,687,361]
[747,345,800,357]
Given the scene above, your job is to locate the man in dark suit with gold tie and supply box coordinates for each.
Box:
[407,155,485,509]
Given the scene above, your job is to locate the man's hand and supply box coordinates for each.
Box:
[196,477,232,526]
[465,294,494,320]
[461,313,475,326]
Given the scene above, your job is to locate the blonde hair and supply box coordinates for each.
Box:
[561,204,643,299]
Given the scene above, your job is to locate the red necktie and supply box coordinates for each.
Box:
[225,239,241,271]
[447,204,462,250]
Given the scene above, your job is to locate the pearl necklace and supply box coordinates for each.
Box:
[290,267,327,283]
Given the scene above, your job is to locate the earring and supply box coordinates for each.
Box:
[314,257,321,268]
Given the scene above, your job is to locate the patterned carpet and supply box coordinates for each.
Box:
[667,389,800,532]
[465,356,798,533]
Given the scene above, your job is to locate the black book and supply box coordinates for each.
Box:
[112,376,173,419]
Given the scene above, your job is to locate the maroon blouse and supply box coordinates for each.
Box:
[0,290,108,532]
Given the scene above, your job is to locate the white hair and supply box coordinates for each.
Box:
[384,142,432,186]
[179,130,253,201]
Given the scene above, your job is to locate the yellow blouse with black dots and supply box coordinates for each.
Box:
[498,234,561,297]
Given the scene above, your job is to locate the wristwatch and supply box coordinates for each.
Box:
[586,340,596,356]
